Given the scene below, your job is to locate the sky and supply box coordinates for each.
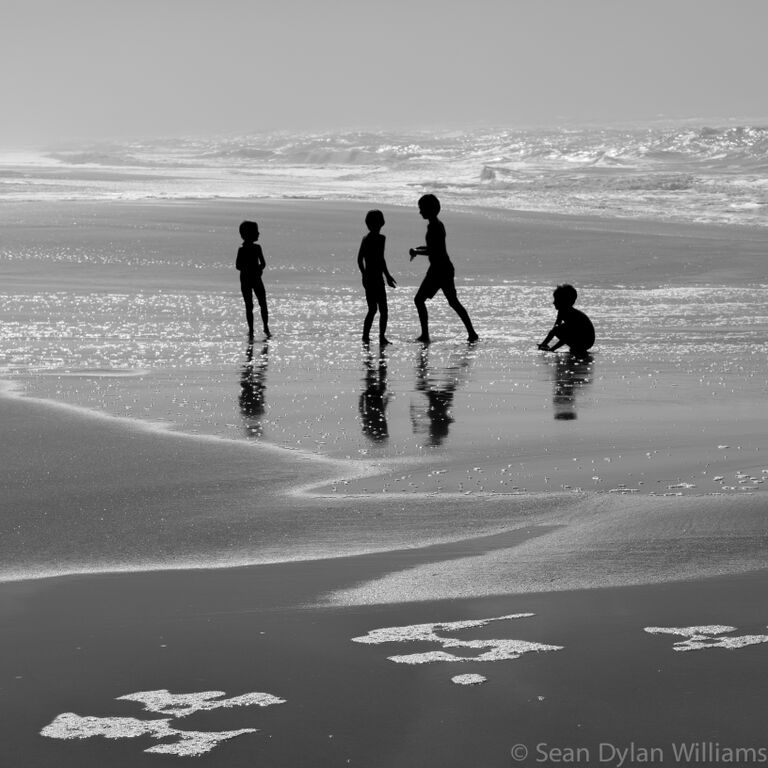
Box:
[1,0,767,146]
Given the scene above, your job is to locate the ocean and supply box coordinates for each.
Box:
[2,121,767,226]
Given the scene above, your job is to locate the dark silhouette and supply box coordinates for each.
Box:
[409,194,478,344]
[359,349,390,442]
[549,352,593,421]
[538,284,594,356]
[410,345,473,446]
[358,210,396,344]
[236,220,271,338]
[239,341,269,438]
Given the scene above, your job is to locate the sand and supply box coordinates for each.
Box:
[1,199,767,765]
[3,558,768,766]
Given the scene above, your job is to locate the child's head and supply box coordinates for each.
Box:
[239,220,259,242]
[417,194,441,219]
[553,283,577,309]
[365,209,385,232]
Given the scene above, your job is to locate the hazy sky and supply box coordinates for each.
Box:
[1,0,766,146]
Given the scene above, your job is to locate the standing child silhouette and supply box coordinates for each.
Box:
[236,220,271,338]
[409,194,478,344]
[358,209,396,345]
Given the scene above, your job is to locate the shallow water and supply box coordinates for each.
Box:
[2,287,766,499]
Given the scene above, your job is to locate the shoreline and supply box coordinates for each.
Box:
[1,377,766,595]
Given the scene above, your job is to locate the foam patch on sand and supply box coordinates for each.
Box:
[353,613,562,667]
[41,688,285,756]
[645,625,768,651]
[117,689,285,717]
[352,614,535,645]
[40,713,255,757]
[451,674,486,685]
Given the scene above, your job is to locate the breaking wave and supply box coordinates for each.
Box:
[1,122,766,224]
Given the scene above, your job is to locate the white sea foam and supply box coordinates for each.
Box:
[117,689,285,717]
[389,638,563,665]
[645,625,768,651]
[451,674,486,685]
[40,713,255,757]
[353,613,562,667]
[351,614,535,645]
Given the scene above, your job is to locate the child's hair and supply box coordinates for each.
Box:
[417,194,441,217]
[239,220,259,241]
[365,209,385,230]
[553,283,578,306]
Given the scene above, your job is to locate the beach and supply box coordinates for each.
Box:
[2,198,768,765]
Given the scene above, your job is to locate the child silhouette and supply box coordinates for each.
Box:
[357,210,396,344]
[236,220,271,338]
[409,194,478,344]
[538,284,594,356]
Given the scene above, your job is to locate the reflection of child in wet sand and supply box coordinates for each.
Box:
[359,351,389,442]
[409,194,478,344]
[236,220,271,338]
[357,210,396,344]
[538,284,594,356]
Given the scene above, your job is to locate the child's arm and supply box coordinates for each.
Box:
[235,246,243,271]
[538,327,557,350]
[382,260,397,288]
[255,244,265,272]
[538,315,563,351]
[380,236,396,287]
[357,238,367,277]
[409,245,428,261]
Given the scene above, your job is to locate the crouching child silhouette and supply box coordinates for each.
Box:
[236,220,271,338]
[538,284,594,356]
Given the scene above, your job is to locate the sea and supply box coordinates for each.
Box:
[2,121,768,226]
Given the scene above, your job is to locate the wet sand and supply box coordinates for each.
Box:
[3,555,768,767]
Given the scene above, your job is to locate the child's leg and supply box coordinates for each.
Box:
[378,293,389,342]
[363,289,378,341]
[553,327,593,356]
[443,282,478,340]
[240,281,254,334]
[414,272,439,342]
[414,288,430,342]
[253,279,270,335]
[552,328,589,356]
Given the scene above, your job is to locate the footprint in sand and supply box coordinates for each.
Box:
[41,688,285,757]
[352,613,563,684]
[644,625,768,652]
